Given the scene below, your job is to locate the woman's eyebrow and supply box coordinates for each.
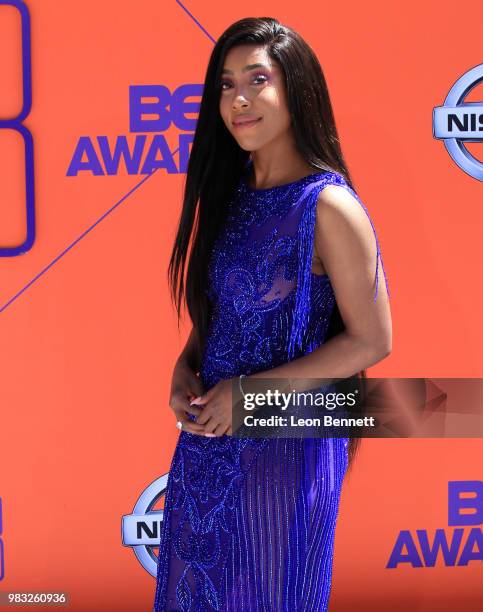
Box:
[221,63,271,75]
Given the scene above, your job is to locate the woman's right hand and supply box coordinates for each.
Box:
[168,361,207,436]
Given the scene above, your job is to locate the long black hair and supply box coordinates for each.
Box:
[168,16,365,470]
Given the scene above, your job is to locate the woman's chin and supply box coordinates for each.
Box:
[233,138,262,152]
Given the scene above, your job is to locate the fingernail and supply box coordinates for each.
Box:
[204,433,216,437]
[190,397,202,405]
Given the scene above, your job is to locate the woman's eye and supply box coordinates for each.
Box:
[252,73,267,84]
[220,74,268,91]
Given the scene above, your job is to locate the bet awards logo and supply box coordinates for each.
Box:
[387,480,482,568]
[67,85,201,177]
[121,474,168,576]
[433,63,483,181]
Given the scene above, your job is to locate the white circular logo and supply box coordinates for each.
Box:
[121,474,168,576]
[433,63,483,180]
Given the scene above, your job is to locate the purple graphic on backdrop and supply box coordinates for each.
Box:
[0,497,4,580]
[0,0,35,257]
[387,480,483,568]
[67,85,202,176]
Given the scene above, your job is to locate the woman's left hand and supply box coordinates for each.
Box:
[190,377,236,437]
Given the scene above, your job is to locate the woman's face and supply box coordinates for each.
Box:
[219,45,292,152]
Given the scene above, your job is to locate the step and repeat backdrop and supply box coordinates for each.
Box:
[0,1,481,610]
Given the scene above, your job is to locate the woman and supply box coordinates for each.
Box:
[154,16,392,612]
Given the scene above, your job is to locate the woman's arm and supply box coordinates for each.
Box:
[175,326,201,374]
[249,184,392,389]
[166,326,207,434]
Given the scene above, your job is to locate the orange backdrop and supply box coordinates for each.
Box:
[0,1,481,610]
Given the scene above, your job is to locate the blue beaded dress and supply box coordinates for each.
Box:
[154,161,390,611]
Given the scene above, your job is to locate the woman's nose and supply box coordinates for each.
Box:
[233,96,250,110]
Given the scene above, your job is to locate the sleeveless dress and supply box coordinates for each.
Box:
[154,162,390,611]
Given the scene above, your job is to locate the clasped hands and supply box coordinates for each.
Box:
[178,377,239,437]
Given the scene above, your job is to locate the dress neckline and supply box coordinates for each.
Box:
[241,160,329,194]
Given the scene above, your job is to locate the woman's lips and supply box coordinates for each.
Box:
[232,117,263,129]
